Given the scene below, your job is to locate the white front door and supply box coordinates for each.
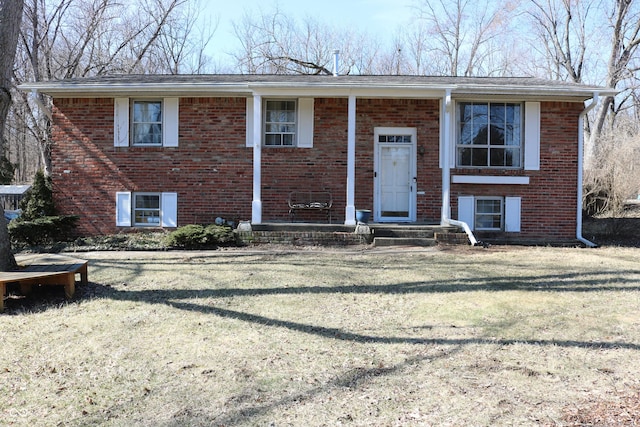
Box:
[374,127,417,222]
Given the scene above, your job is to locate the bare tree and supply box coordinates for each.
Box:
[7,0,212,179]
[0,0,24,271]
[527,0,640,155]
[230,8,382,75]
[413,0,515,76]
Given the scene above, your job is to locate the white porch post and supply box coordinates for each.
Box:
[252,94,262,224]
[345,94,357,225]
[441,89,452,225]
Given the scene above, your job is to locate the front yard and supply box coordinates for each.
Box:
[1,245,639,426]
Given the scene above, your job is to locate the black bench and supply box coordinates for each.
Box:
[287,191,333,223]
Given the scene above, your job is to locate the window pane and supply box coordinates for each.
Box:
[471,104,489,145]
[490,148,505,167]
[265,134,281,146]
[134,101,162,122]
[505,148,521,167]
[282,134,294,146]
[135,195,159,209]
[471,148,488,166]
[476,199,501,214]
[505,104,521,146]
[458,147,472,166]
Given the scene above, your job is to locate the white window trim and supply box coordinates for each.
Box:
[113,97,179,148]
[451,101,540,171]
[264,98,297,147]
[246,97,314,148]
[474,196,504,231]
[116,191,177,228]
[455,101,524,169]
[133,192,162,226]
[457,195,522,233]
[131,100,163,147]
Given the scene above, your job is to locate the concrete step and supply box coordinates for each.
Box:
[373,237,437,247]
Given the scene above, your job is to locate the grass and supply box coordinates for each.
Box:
[1,245,639,426]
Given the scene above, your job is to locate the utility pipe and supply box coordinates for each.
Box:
[440,88,481,246]
[577,93,599,248]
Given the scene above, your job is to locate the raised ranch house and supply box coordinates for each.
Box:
[19,74,614,245]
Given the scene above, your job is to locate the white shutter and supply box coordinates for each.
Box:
[524,101,540,170]
[457,196,475,230]
[161,192,178,227]
[116,192,131,226]
[505,196,522,232]
[297,98,314,148]
[114,98,130,147]
[246,97,254,147]
[163,97,179,147]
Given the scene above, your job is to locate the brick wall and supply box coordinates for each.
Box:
[450,101,583,241]
[51,97,582,241]
[52,97,252,235]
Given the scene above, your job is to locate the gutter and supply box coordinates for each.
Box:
[577,93,599,248]
[440,88,482,247]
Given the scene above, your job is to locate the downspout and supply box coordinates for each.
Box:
[31,89,52,121]
[440,89,481,246]
[577,93,599,248]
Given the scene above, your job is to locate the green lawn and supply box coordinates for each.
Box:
[1,245,639,426]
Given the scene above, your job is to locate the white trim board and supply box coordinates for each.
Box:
[452,175,530,185]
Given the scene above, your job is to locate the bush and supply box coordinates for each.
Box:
[165,224,237,249]
[19,170,55,220]
[9,215,79,246]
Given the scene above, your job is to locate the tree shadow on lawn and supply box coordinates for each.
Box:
[6,264,640,426]
[88,268,640,426]
[75,265,640,352]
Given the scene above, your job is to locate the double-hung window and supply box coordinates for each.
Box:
[114,97,179,147]
[264,100,297,146]
[457,102,522,168]
[132,100,163,146]
[458,195,521,232]
[133,193,161,226]
[474,197,503,231]
[116,191,177,228]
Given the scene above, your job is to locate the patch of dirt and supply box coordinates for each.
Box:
[559,388,640,426]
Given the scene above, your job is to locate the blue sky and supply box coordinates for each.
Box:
[199,0,416,69]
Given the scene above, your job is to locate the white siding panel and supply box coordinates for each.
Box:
[505,196,522,232]
[297,98,314,148]
[163,97,179,147]
[116,191,131,226]
[161,192,178,227]
[114,98,130,147]
[457,196,475,231]
[524,101,540,171]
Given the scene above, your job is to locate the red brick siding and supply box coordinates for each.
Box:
[260,98,441,223]
[451,101,583,241]
[51,97,251,235]
[51,96,582,241]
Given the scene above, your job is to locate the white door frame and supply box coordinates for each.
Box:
[373,127,417,223]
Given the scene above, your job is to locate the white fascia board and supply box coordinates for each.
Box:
[452,175,530,185]
[452,85,617,99]
[18,82,254,98]
[250,87,446,98]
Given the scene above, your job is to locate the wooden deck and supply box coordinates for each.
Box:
[0,254,88,312]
